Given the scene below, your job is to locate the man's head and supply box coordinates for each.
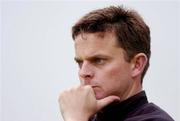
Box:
[72,6,151,100]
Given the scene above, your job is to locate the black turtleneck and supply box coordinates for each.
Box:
[90,91,174,121]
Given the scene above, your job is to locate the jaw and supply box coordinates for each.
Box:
[119,80,142,101]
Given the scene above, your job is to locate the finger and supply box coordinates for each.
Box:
[96,96,120,111]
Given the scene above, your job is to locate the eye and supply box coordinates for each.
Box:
[93,58,106,65]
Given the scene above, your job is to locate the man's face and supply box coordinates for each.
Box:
[74,32,134,100]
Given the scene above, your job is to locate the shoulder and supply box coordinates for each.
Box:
[125,103,174,121]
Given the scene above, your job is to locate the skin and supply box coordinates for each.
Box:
[59,31,147,121]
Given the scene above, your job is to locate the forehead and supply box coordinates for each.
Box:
[74,32,118,48]
[74,32,124,58]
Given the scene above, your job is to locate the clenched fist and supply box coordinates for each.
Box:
[58,85,120,121]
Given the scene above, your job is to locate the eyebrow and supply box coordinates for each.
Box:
[74,57,82,63]
[74,54,111,62]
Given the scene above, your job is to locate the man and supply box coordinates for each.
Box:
[58,6,174,121]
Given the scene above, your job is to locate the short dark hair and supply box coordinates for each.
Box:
[72,6,151,82]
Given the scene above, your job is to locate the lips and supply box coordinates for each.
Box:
[91,85,98,91]
[91,85,99,89]
[91,86,100,94]
[92,85,97,87]
[91,86,104,99]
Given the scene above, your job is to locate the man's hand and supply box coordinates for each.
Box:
[58,85,120,121]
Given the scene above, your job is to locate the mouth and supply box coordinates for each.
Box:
[91,85,99,89]
[91,85,98,91]
[91,86,100,95]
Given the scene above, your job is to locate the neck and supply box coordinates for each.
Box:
[120,79,142,101]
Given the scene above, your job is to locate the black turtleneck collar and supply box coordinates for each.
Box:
[92,91,148,121]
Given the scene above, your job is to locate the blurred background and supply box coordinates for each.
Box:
[0,0,179,121]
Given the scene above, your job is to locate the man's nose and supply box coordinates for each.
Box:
[79,62,94,84]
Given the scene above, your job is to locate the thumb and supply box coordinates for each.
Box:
[96,96,120,111]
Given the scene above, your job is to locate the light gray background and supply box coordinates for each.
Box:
[0,1,179,121]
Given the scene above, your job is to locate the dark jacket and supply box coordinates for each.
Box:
[91,91,174,121]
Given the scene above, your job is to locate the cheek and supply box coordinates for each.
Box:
[109,63,131,78]
[107,65,126,79]
[99,64,131,88]
[96,66,121,87]
[109,66,122,76]
[94,63,132,99]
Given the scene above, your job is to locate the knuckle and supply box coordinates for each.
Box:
[58,92,64,101]
[71,85,80,91]
[58,90,68,102]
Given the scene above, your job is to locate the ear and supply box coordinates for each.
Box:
[131,53,148,78]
